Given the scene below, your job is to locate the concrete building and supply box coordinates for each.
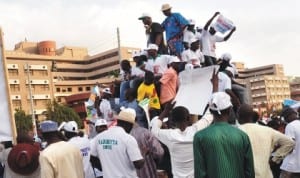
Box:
[5,40,139,120]
[233,63,290,111]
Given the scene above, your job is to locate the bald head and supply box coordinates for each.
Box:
[238,104,255,124]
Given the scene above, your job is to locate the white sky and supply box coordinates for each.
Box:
[1,0,299,76]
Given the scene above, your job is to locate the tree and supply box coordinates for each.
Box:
[45,100,83,128]
[14,108,33,133]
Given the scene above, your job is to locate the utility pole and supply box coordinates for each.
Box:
[117,27,121,62]
[27,63,37,137]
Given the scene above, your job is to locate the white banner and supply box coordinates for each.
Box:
[213,15,234,34]
[174,66,219,115]
[0,31,14,142]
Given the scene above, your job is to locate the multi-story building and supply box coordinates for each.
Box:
[232,63,290,111]
[5,40,139,120]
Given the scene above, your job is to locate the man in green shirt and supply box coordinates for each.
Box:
[193,92,255,178]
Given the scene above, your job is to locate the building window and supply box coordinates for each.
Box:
[25,70,33,75]
[42,84,50,91]
[8,69,18,76]
[67,88,72,92]
[56,88,61,92]
[12,100,21,108]
[78,87,83,92]
[10,84,20,92]
[86,87,91,91]
[38,70,48,76]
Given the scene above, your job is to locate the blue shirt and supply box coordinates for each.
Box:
[161,13,189,41]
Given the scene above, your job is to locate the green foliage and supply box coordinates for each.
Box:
[14,108,33,133]
[45,100,83,128]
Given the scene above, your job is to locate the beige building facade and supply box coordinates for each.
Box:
[5,40,139,120]
[233,63,290,111]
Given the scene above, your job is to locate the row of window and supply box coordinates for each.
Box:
[56,86,91,93]
[8,69,48,76]
[10,84,50,92]
[12,100,48,108]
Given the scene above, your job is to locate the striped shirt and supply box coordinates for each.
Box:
[193,122,255,178]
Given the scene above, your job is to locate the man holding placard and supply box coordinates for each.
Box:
[201,12,236,66]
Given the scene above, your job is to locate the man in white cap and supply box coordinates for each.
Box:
[63,121,95,178]
[145,43,180,77]
[39,120,84,178]
[181,37,204,68]
[183,19,197,50]
[94,119,108,134]
[193,92,255,178]
[161,3,189,58]
[138,13,168,54]
[202,12,236,66]
[99,88,114,125]
[90,108,144,178]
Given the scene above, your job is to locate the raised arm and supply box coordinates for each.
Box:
[224,26,236,41]
[204,12,220,31]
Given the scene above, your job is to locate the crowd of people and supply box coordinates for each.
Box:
[0,3,300,178]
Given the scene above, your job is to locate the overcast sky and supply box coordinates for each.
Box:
[1,0,299,76]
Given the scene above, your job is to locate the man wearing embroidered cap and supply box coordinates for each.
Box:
[193,92,255,178]
[90,108,144,178]
[39,120,84,178]
[63,121,94,178]
[161,3,189,58]
[138,13,167,54]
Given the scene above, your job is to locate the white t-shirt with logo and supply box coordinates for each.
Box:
[68,136,94,178]
[90,126,143,178]
[201,30,224,57]
[181,49,204,67]
[281,120,300,172]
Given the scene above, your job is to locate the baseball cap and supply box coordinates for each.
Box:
[189,37,199,45]
[138,13,151,20]
[40,120,58,133]
[210,92,232,114]
[147,44,158,51]
[161,3,172,11]
[168,56,180,64]
[220,53,232,62]
[114,108,136,124]
[95,119,108,127]
[102,88,112,95]
[63,121,78,133]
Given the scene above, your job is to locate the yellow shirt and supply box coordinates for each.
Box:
[137,83,160,110]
